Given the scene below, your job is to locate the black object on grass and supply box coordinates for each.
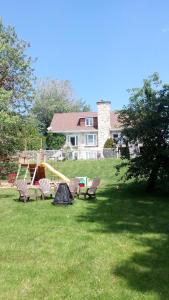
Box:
[52,183,73,205]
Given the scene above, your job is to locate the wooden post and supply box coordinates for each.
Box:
[24,139,27,151]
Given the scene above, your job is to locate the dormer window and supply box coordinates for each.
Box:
[85,117,93,126]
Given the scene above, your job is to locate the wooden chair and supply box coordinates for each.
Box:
[68,178,80,198]
[79,178,100,199]
[15,180,30,203]
[39,178,54,199]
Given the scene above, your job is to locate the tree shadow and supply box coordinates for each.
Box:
[78,182,169,234]
[113,235,169,299]
[77,182,169,299]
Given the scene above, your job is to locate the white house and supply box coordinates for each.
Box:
[49,100,122,159]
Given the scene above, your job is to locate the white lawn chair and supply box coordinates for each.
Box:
[39,178,54,199]
[15,180,30,203]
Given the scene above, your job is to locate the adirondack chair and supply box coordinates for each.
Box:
[68,178,80,198]
[15,180,30,203]
[79,178,100,199]
[39,178,54,199]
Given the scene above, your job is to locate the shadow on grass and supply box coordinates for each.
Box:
[114,235,169,299]
[13,198,37,203]
[77,182,169,299]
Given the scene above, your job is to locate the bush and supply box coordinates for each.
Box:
[104,138,116,149]
[103,138,116,158]
[120,146,130,159]
[46,133,66,150]
[0,161,18,179]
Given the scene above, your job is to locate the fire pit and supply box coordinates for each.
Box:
[52,183,73,205]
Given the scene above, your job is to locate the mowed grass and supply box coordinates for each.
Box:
[0,159,169,300]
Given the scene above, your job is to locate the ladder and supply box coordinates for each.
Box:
[16,163,38,185]
[24,164,29,180]
[16,164,29,181]
[16,164,21,181]
[30,165,38,185]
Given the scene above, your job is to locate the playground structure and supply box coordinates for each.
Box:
[16,150,70,185]
[0,150,90,189]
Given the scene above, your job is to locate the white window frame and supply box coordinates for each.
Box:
[85,117,93,126]
[86,134,97,146]
[67,135,78,146]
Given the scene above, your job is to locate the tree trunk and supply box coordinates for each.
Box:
[147,169,158,192]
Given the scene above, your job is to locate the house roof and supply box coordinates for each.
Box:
[50,111,121,133]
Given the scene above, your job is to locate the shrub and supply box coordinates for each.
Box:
[0,161,18,179]
[46,133,66,150]
[104,138,116,149]
[103,138,116,158]
[120,146,130,159]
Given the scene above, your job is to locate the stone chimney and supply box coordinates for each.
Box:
[97,100,111,148]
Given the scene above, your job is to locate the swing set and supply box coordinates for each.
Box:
[16,150,70,185]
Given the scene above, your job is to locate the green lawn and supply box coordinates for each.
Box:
[0,159,169,300]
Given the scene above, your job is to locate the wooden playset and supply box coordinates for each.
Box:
[0,150,70,188]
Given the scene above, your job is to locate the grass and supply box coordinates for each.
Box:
[0,158,169,300]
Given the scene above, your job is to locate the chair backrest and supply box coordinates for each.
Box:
[39,178,51,193]
[87,178,100,195]
[15,180,28,196]
[69,178,80,194]
[91,178,100,189]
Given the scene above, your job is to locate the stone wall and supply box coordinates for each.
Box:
[97,100,111,148]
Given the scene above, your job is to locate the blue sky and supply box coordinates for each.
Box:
[1,0,169,111]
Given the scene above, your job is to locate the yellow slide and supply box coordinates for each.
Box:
[41,162,70,183]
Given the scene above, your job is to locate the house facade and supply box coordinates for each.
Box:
[49,100,122,159]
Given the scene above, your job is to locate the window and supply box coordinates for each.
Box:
[86,134,97,146]
[85,117,93,126]
[113,134,118,140]
[112,133,119,143]
[67,135,78,146]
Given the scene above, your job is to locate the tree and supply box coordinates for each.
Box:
[0,20,36,156]
[0,89,21,156]
[119,73,169,190]
[0,90,41,156]
[17,115,43,151]
[0,20,35,112]
[46,133,66,150]
[32,79,90,135]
